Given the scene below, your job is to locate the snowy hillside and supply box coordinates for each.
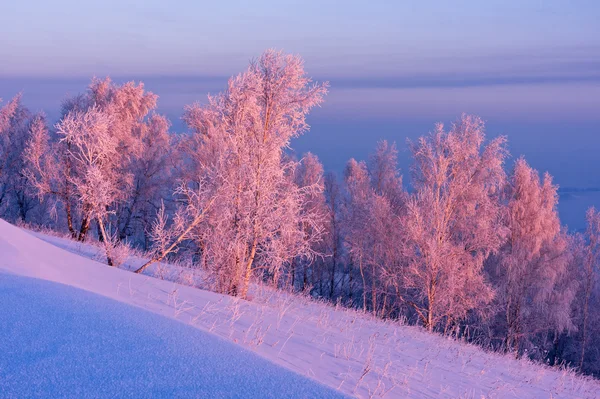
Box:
[0,273,345,399]
[0,221,344,399]
[1,219,599,398]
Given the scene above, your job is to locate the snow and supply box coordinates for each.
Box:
[0,221,344,399]
[0,273,344,398]
[1,219,599,398]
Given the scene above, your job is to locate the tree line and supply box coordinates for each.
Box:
[0,50,598,375]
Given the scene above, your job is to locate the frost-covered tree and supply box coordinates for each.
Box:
[490,158,573,354]
[24,111,81,237]
[56,106,126,265]
[78,78,160,242]
[366,141,406,316]
[291,152,328,291]
[0,95,21,137]
[324,171,342,299]
[404,115,508,331]
[342,141,407,315]
[368,140,404,211]
[25,77,171,248]
[0,96,20,162]
[343,158,373,310]
[579,207,600,369]
[154,50,327,298]
[115,114,175,246]
[0,95,43,222]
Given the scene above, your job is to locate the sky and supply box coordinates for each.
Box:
[1,0,599,226]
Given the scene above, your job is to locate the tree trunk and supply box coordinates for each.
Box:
[119,195,138,241]
[359,256,367,312]
[580,275,592,370]
[348,260,353,305]
[303,262,308,291]
[427,307,434,332]
[371,264,377,316]
[65,199,76,239]
[240,237,258,299]
[78,215,91,242]
[427,282,435,332]
[329,241,337,299]
[272,266,281,290]
[318,260,324,297]
[290,258,296,290]
[97,222,104,243]
[96,217,114,266]
[64,147,77,239]
[17,191,28,221]
[506,301,521,356]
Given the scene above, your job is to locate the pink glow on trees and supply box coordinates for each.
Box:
[26,77,169,247]
[404,115,508,332]
[342,141,407,316]
[343,158,372,311]
[292,152,328,291]
[0,95,20,135]
[368,140,404,211]
[324,171,342,299]
[24,111,81,237]
[25,77,170,262]
[115,113,174,245]
[56,106,124,265]
[579,207,600,369]
[0,95,42,221]
[68,78,159,243]
[172,50,328,298]
[0,95,23,210]
[492,158,572,353]
[367,140,407,316]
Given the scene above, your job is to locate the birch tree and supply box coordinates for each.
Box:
[291,152,328,291]
[367,140,406,316]
[492,158,573,354]
[342,142,408,316]
[115,114,174,246]
[324,172,342,299]
[24,112,81,238]
[165,50,327,298]
[25,77,170,246]
[56,106,125,265]
[405,115,508,331]
[0,95,39,221]
[579,207,600,369]
[343,159,373,310]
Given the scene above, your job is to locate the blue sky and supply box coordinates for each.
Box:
[1,0,599,226]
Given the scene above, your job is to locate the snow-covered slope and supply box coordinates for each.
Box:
[1,219,599,398]
[0,273,345,398]
[0,220,344,399]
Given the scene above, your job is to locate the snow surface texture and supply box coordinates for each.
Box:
[0,273,345,398]
[1,219,599,398]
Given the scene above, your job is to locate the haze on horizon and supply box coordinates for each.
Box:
[1,0,599,228]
